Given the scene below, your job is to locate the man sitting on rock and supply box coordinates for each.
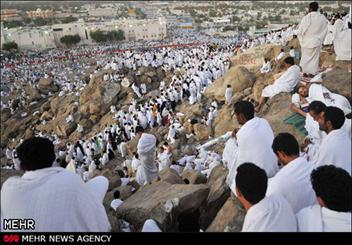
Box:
[1,137,111,232]
[255,57,301,112]
[236,163,297,232]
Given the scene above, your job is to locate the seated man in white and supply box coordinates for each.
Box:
[267,133,317,213]
[260,58,272,74]
[297,165,351,232]
[302,101,351,163]
[315,106,351,174]
[110,190,123,211]
[1,137,111,232]
[255,57,301,112]
[236,163,297,232]
[226,101,279,195]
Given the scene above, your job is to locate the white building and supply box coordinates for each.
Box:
[2,26,56,50]
[1,17,167,50]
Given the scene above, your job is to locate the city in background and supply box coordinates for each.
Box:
[1,1,351,51]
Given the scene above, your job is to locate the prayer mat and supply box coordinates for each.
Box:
[283,113,308,136]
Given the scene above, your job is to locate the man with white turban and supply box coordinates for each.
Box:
[136,126,159,185]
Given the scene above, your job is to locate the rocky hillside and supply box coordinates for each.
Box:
[1,40,351,232]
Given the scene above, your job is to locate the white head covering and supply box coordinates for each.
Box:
[137,133,156,154]
[141,219,162,232]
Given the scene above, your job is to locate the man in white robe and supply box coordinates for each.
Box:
[333,17,351,61]
[267,133,317,213]
[315,106,351,174]
[297,2,328,75]
[167,125,177,144]
[131,83,142,98]
[260,59,272,74]
[136,127,159,185]
[236,163,297,232]
[1,137,111,232]
[225,85,233,105]
[275,49,285,61]
[255,57,301,112]
[296,165,351,232]
[227,101,279,194]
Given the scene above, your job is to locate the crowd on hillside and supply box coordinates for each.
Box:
[1,2,351,233]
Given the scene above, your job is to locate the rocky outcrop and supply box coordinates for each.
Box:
[37,77,59,94]
[159,167,185,184]
[259,93,305,143]
[213,106,239,137]
[206,196,245,232]
[193,123,212,141]
[322,68,352,103]
[115,181,209,231]
[181,169,207,184]
[199,165,230,230]
[205,66,256,102]
[231,44,281,72]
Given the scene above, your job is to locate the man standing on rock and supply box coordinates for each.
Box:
[136,126,159,185]
[225,84,233,105]
[298,2,328,76]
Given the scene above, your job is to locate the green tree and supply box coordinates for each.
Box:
[23,18,32,24]
[2,41,18,51]
[90,30,124,43]
[209,9,217,17]
[222,25,234,32]
[3,20,24,29]
[33,18,49,26]
[60,34,81,46]
[231,15,241,23]
[62,16,78,24]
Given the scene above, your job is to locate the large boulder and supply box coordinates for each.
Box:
[79,74,121,117]
[56,121,76,138]
[159,167,185,184]
[116,181,209,231]
[259,93,305,143]
[213,106,239,137]
[205,66,256,102]
[287,36,301,51]
[200,165,230,230]
[206,197,245,232]
[181,169,207,184]
[125,136,140,157]
[263,45,283,62]
[231,44,280,72]
[37,77,59,94]
[322,68,352,103]
[193,123,212,141]
[175,103,204,123]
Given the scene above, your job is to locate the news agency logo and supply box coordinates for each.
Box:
[3,234,20,243]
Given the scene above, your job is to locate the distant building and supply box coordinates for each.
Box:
[88,8,117,18]
[0,17,167,50]
[26,8,54,19]
[1,9,22,21]
[2,26,56,50]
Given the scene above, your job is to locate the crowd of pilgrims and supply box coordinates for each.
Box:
[1,2,351,233]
